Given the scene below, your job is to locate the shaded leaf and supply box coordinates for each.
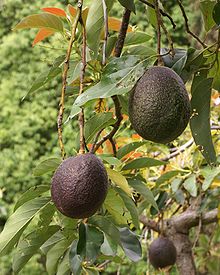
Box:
[183,174,197,197]
[156,170,183,185]
[190,75,216,165]
[101,234,117,256]
[13,13,64,32]
[41,7,67,17]
[212,1,220,25]
[65,105,82,123]
[201,166,220,191]
[117,141,146,159]
[41,231,66,255]
[33,157,61,176]
[119,228,142,262]
[200,0,216,31]
[0,197,51,256]
[118,0,136,13]
[13,225,60,274]
[106,168,132,196]
[69,240,82,275]
[122,157,166,170]
[57,249,71,275]
[32,28,54,46]
[128,179,158,211]
[124,31,152,46]
[116,188,139,229]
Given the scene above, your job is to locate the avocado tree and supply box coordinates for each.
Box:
[0,0,219,274]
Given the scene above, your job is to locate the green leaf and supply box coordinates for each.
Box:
[88,215,120,245]
[0,197,51,257]
[12,225,60,274]
[128,179,158,211]
[57,249,71,275]
[124,31,152,46]
[150,191,168,215]
[124,45,156,56]
[116,188,139,229]
[208,52,220,90]
[212,1,220,25]
[33,157,61,176]
[65,105,82,123]
[201,166,220,191]
[69,240,82,275]
[100,155,122,166]
[86,0,104,55]
[146,0,157,27]
[46,238,72,275]
[117,141,146,159]
[200,0,216,31]
[106,168,132,196]
[183,174,197,197]
[13,13,64,32]
[104,189,129,224]
[14,185,50,211]
[67,61,81,84]
[38,203,56,227]
[119,227,142,262]
[22,55,64,100]
[77,223,104,263]
[190,75,216,165]
[118,0,136,13]
[101,234,117,256]
[41,231,66,255]
[122,157,166,170]
[74,56,153,106]
[156,170,183,186]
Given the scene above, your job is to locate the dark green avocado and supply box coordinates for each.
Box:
[51,153,108,219]
[149,237,177,269]
[128,66,191,144]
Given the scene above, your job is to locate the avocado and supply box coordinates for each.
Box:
[51,153,108,219]
[149,236,177,269]
[128,66,191,144]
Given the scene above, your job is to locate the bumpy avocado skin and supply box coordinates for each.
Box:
[51,154,108,219]
[149,237,177,269]
[129,66,191,143]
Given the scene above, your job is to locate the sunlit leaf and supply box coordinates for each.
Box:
[32,28,54,46]
[201,166,220,191]
[68,4,77,17]
[124,31,152,46]
[41,7,67,17]
[108,17,132,32]
[33,157,61,176]
[190,75,216,165]
[122,157,166,170]
[183,174,197,197]
[117,141,146,159]
[0,197,51,256]
[106,168,132,196]
[13,13,64,32]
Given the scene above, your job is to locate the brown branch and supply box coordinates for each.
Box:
[177,0,207,48]
[159,15,175,57]
[57,5,82,159]
[102,0,108,66]
[154,0,164,66]
[92,9,131,153]
[139,0,176,29]
[139,215,160,232]
[78,6,87,155]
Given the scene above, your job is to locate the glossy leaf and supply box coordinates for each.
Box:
[119,228,142,262]
[183,174,197,197]
[106,168,132,196]
[122,157,166,170]
[14,185,50,211]
[0,197,51,256]
[190,76,216,165]
[41,7,67,17]
[124,31,152,46]
[33,157,61,176]
[32,28,54,46]
[13,13,64,32]
[201,166,220,191]
[200,0,216,31]
[118,0,136,13]
[12,225,60,274]
[212,1,220,25]
[75,56,153,106]
[117,188,139,229]
[88,215,120,245]
[117,141,146,159]
[128,179,158,211]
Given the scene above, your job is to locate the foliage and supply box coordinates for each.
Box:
[0,0,220,274]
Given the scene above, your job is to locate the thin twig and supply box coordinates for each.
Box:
[159,16,175,57]
[177,0,207,48]
[102,0,108,66]
[91,9,131,153]
[154,0,164,66]
[109,137,117,157]
[139,0,176,29]
[57,6,82,159]
[78,4,87,155]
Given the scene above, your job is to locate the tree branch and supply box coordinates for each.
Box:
[139,0,176,29]
[57,6,82,159]
[154,0,164,66]
[177,0,207,48]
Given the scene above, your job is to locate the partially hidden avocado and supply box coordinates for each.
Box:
[51,153,108,219]
[149,236,177,269]
[128,66,191,144]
